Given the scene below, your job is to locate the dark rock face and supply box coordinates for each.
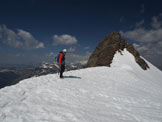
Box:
[125,44,149,70]
[87,32,149,70]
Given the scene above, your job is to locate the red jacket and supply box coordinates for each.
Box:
[59,53,63,65]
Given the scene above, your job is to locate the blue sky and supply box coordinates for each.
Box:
[0,0,162,66]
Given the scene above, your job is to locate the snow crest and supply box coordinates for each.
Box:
[0,50,162,122]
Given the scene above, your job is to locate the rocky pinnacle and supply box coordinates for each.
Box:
[87,32,149,70]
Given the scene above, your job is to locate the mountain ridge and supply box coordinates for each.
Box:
[0,49,162,122]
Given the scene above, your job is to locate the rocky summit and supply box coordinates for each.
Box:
[87,32,149,70]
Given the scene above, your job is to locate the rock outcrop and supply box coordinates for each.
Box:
[87,32,149,70]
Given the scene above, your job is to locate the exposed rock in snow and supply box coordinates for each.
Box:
[87,32,149,70]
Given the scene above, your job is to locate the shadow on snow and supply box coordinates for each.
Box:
[64,75,81,79]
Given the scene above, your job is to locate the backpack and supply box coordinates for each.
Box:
[56,54,60,63]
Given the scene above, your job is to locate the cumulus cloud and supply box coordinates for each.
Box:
[133,43,148,52]
[120,28,162,43]
[120,14,162,65]
[0,25,45,49]
[36,42,45,48]
[52,34,77,45]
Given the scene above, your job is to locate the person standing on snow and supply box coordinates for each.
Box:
[58,49,67,78]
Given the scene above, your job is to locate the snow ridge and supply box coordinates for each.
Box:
[0,50,162,122]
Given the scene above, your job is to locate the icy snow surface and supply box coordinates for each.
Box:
[0,49,162,122]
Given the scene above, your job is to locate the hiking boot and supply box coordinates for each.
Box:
[60,76,64,79]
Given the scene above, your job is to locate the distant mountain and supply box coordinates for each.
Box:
[12,62,86,85]
[0,67,35,89]
[0,71,20,88]
[0,62,87,89]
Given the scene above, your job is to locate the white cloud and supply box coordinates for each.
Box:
[133,41,162,64]
[120,28,162,43]
[120,14,162,43]
[120,14,162,65]
[53,34,77,45]
[0,25,22,48]
[36,42,45,48]
[120,28,162,55]
[0,25,45,49]
[133,43,148,52]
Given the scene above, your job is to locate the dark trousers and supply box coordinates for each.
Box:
[60,64,65,78]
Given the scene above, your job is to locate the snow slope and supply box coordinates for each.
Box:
[0,49,162,122]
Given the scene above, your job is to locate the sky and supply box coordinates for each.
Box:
[0,0,162,66]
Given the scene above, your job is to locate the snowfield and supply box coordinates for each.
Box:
[0,49,162,122]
